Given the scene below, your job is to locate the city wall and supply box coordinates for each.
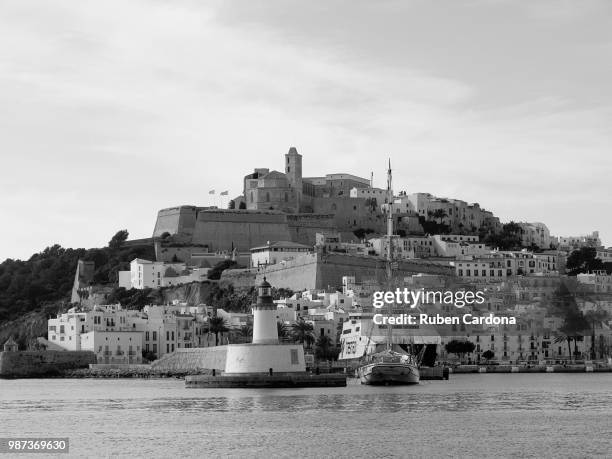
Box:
[222,252,454,291]
[0,351,96,378]
[152,207,340,257]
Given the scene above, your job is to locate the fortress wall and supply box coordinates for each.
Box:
[287,214,336,246]
[192,210,291,252]
[153,206,197,239]
[219,252,454,291]
[253,253,319,290]
[0,351,96,378]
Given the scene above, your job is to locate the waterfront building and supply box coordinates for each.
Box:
[47,303,212,359]
[80,330,143,365]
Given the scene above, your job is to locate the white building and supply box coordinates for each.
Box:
[558,231,601,251]
[431,235,490,258]
[119,258,208,290]
[48,303,212,360]
[517,222,552,249]
[81,331,143,365]
[250,241,312,267]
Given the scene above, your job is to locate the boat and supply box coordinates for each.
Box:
[357,349,420,385]
[356,160,421,385]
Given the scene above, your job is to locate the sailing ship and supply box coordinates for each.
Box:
[356,160,421,385]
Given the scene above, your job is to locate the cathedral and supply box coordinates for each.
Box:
[243,147,372,214]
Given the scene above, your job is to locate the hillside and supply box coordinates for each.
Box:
[0,230,155,325]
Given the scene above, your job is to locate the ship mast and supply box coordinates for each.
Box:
[386,159,394,351]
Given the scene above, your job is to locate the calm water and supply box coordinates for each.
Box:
[1,374,612,458]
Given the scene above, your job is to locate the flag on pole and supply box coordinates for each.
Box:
[209,189,215,194]
[220,190,229,196]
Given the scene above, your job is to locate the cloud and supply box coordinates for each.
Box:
[0,0,610,259]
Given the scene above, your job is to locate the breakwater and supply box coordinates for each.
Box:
[0,350,96,378]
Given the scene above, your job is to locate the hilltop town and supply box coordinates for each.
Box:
[2,147,612,373]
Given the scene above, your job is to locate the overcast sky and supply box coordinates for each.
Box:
[1,0,611,260]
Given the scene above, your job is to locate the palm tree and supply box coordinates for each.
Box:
[277,322,289,342]
[315,335,337,361]
[432,209,448,224]
[584,310,608,359]
[208,316,229,346]
[553,331,573,361]
[239,325,252,343]
[291,320,315,349]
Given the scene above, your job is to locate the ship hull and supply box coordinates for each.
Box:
[358,362,420,385]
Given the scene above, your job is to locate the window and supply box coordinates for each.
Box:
[290,349,299,365]
[145,332,150,341]
[152,331,157,341]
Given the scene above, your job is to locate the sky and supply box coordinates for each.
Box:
[0,0,611,260]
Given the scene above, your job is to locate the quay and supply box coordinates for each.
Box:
[451,362,612,374]
[186,372,346,388]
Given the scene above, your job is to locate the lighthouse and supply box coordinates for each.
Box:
[252,278,279,344]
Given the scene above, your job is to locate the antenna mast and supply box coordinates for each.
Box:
[386,158,394,350]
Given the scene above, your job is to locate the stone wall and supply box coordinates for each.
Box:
[222,252,454,291]
[192,210,292,252]
[153,207,339,256]
[151,347,228,372]
[0,351,96,378]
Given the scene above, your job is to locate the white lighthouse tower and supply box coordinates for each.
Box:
[252,278,279,344]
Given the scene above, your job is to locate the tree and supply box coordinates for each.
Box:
[238,325,252,343]
[238,201,246,209]
[483,221,523,250]
[277,321,289,341]
[445,340,476,361]
[207,260,242,280]
[482,350,495,361]
[566,247,605,275]
[228,200,236,209]
[109,230,129,250]
[584,310,609,359]
[315,334,338,361]
[432,209,448,224]
[208,316,229,346]
[291,320,315,349]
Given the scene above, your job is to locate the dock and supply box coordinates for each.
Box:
[186,372,347,388]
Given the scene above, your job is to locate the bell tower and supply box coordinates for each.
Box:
[285,146,302,211]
